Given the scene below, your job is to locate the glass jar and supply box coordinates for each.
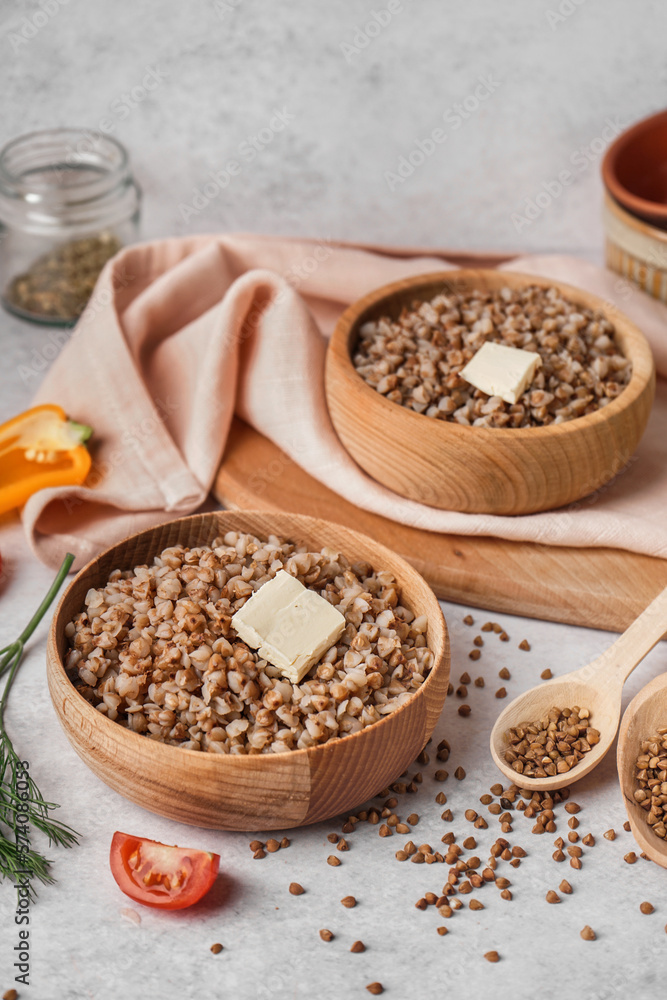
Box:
[0,128,141,325]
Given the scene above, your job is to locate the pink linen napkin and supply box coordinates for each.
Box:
[25,234,667,570]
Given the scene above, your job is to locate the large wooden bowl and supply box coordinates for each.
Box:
[325,270,655,514]
[47,512,449,831]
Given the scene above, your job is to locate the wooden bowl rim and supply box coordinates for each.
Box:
[489,672,619,792]
[617,671,667,867]
[327,268,655,445]
[602,109,667,225]
[48,510,449,769]
[604,188,667,246]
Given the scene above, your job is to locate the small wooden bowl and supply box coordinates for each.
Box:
[325,270,655,515]
[604,190,667,304]
[602,109,667,228]
[618,672,667,869]
[47,511,449,831]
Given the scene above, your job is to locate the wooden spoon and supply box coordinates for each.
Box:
[490,585,667,792]
[617,673,667,868]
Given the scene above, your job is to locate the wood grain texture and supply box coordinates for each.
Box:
[604,190,667,303]
[490,675,619,793]
[490,583,667,791]
[325,269,655,514]
[618,672,667,868]
[47,511,449,831]
[214,418,667,632]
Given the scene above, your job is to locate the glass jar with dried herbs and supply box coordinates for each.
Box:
[0,128,141,325]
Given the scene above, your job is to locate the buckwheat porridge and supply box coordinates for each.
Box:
[66,533,434,754]
[353,284,631,428]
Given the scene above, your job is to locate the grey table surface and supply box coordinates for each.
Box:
[1,1,666,998]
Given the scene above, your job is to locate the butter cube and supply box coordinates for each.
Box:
[231,570,346,684]
[459,341,542,405]
[231,570,304,652]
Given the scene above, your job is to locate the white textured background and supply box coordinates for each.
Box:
[1,0,666,259]
[1,2,667,999]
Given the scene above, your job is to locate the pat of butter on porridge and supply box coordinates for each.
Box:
[232,570,346,684]
[459,341,543,405]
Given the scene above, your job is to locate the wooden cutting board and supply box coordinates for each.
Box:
[214,418,667,633]
[213,245,666,632]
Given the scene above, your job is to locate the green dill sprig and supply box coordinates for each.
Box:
[0,553,79,897]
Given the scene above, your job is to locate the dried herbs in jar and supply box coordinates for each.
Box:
[0,128,140,325]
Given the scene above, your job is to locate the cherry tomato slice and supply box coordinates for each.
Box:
[110,832,220,910]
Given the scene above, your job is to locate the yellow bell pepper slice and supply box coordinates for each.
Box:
[0,404,92,516]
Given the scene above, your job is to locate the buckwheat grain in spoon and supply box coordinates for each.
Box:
[618,670,667,867]
[490,584,667,791]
